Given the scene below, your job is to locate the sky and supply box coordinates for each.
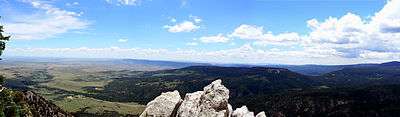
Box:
[0,0,399,65]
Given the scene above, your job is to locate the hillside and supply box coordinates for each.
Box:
[235,85,400,117]
[267,65,346,76]
[1,88,72,117]
[94,66,319,108]
[322,61,400,86]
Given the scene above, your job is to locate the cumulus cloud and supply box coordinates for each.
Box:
[4,0,89,40]
[164,21,200,33]
[231,24,265,40]
[226,0,400,60]
[306,13,366,45]
[199,34,230,43]
[230,24,301,45]
[304,0,400,58]
[164,16,202,33]
[371,0,400,33]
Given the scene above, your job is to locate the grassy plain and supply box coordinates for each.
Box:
[0,60,157,116]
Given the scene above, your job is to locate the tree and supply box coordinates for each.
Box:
[0,75,4,85]
[0,16,10,85]
[0,16,8,85]
[0,16,10,57]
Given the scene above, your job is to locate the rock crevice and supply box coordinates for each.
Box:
[140,79,265,117]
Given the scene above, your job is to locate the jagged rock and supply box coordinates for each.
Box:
[198,79,230,117]
[255,111,266,117]
[177,91,203,116]
[232,106,254,117]
[176,79,230,117]
[141,79,261,117]
[228,104,233,117]
[140,90,182,117]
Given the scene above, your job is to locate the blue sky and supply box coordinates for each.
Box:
[1,0,399,64]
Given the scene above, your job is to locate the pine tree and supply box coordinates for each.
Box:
[0,16,9,86]
[0,16,10,57]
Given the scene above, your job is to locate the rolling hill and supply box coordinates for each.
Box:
[322,61,400,86]
[94,66,320,108]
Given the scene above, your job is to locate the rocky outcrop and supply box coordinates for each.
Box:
[232,106,254,117]
[140,90,182,117]
[140,79,265,117]
[176,91,203,116]
[255,112,266,117]
[177,80,230,117]
[231,106,266,117]
[24,91,73,117]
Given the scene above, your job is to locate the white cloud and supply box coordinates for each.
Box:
[306,13,366,44]
[106,0,139,6]
[231,24,301,45]
[4,0,89,40]
[118,38,128,42]
[231,24,265,40]
[164,21,200,33]
[5,44,381,65]
[371,0,400,33]
[303,0,400,58]
[199,34,230,43]
[4,0,400,64]
[164,16,202,33]
[227,0,400,60]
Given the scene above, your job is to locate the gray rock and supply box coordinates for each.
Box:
[232,106,254,117]
[177,79,230,117]
[255,111,266,117]
[198,79,230,117]
[140,79,262,117]
[140,90,182,117]
[228,104,233,117]
[177,91,203,117]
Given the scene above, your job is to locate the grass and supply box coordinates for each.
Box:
[0,62,150,116]
[54,95,145,115]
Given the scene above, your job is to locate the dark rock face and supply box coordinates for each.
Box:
[23,91,73,117]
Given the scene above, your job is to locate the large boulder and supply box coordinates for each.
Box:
[255,111,266,117]
[140,79,261,117]
[177,79,231,117]
[232,106,254,117]
[232,106,266,117]
[177,91,203,116]
[140,90,182,117]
